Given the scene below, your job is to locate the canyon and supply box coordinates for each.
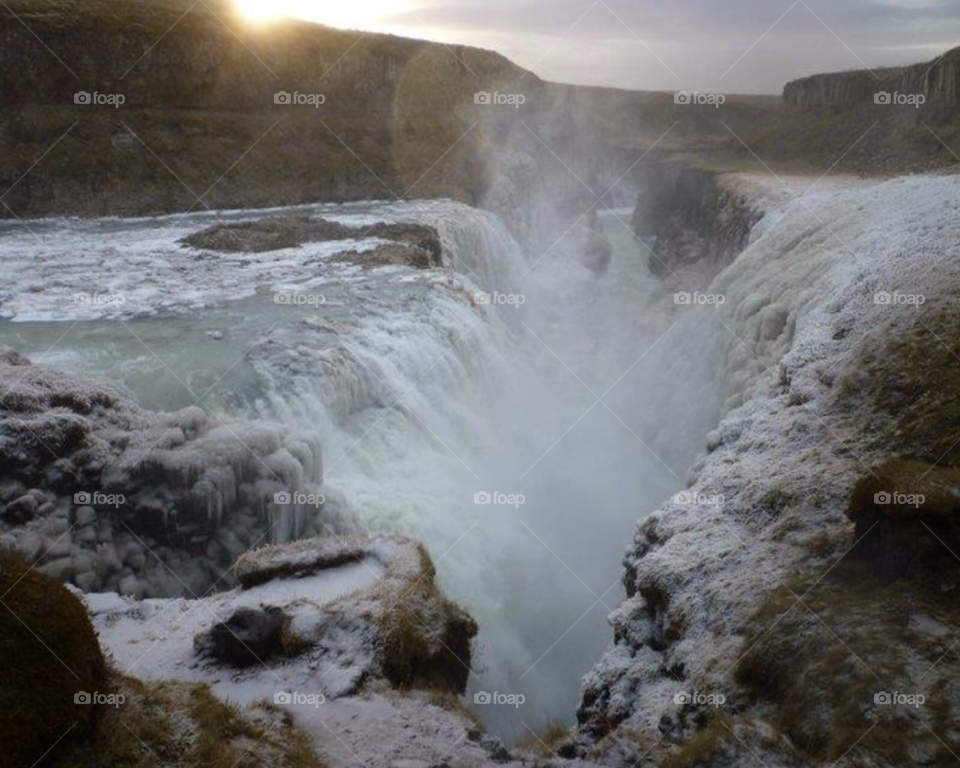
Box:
[2,2,960,767]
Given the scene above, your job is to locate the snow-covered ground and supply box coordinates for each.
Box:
[82,533,602,768]
[576,170,960,763]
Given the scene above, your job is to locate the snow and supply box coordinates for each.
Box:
[578,171,960,759]
[80,532,600,767]
[83,554,384,686]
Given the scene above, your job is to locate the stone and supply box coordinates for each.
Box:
[205,607,289,667]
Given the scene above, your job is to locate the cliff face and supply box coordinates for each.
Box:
[631,163,762,285]
[570,172,960,768]
[783,48,960,107]
[0,0,540,216]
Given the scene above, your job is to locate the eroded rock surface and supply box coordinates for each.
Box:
[0,348,324,597]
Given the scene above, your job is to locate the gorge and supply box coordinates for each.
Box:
[3,2,960,767]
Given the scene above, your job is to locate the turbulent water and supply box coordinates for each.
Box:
[0,199,724,739]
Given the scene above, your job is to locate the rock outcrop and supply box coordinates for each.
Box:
[0,549,108,768]
[573,172,960,767]
[0,347,325,597]
[783,48,960,107]
[0,0,536,217]
[631,162,762,286]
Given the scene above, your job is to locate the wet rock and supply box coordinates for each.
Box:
[205,607,289,667]
[0,348,325,598]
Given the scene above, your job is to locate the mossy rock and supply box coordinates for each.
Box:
[834,299,960,468]
[377,547,478,694]
[735,558,960,766]
[0,548,107,768]
[846,459,960,578]
[379,598,478,694]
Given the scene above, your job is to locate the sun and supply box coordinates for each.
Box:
[233,0,408,31]
[234,0,289,22]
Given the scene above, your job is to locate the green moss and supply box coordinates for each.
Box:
[0,548,107,768]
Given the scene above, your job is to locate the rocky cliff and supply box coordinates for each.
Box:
[631,162,762,286]
[0,0,539,216]
[783,48,960,107]
[569,171,960,768]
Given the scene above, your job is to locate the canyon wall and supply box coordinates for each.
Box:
[783,48,960,107]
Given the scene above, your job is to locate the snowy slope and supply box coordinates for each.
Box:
[574,171,960,764]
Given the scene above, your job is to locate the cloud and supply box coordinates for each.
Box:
[378,0,960,92]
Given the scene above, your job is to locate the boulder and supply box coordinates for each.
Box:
[205,607,290,667]
[846,458,960,578]
[0,549,107,767]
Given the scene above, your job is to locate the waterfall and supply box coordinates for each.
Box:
[0,197,729,740]
[249,202,695,739]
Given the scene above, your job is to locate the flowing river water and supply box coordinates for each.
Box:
[0,200,723,739]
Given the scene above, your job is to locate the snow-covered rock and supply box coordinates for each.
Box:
[80,533,593,767]
[0,347,324,597]
[575,172,960,766]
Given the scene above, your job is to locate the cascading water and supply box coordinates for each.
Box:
[246,203,697,739]
[0,197,725,740]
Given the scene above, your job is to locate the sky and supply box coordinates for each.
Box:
[235,0,960,93]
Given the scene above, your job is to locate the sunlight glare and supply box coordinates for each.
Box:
[234,0,406,31]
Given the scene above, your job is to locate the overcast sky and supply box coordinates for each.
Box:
[263,0,960,93]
